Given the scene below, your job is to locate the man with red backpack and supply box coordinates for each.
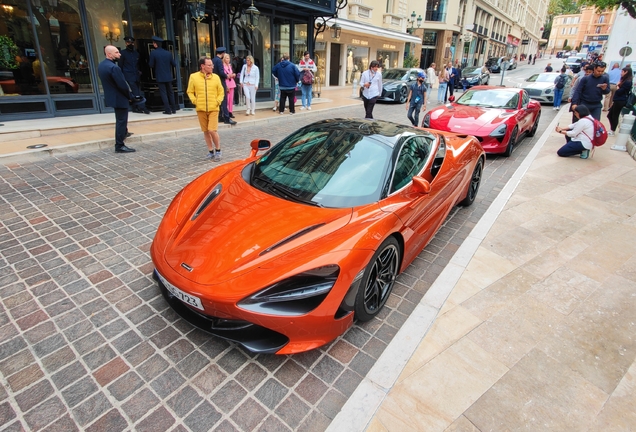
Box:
[298,51,317,110]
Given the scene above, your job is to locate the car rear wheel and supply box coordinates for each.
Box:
[528,112,541,137]
[398,86,408,103]
[458,159,483,207]
[503,126,518,157]
[354,237,401,322]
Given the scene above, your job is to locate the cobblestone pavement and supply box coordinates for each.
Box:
[0,103,556,431]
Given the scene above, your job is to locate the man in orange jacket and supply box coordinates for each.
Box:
[187,57,225,161]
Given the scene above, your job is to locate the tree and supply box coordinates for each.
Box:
[548,0,581,16]
[576,0,636,19]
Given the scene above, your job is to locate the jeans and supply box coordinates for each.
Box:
[557,140,586,157]
[407,103,423,126]
[279,88,295,114]
[607,100,626,131]
[437,83,447,102]
[580,101,602,120]
[301,84,313,107]
[114,108,128,148]
[158,82,176,113]
[243,84,256,113]
[553,88,564,108]
[363,95,378,119]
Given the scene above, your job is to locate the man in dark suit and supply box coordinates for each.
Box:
[212,46,236,125]
[97,45,136,153]
[148,35,177,115]
[119,36,150,114]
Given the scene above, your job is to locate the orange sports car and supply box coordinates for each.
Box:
[151,119,485,354]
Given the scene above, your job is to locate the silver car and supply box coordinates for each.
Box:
[518,72,573,104]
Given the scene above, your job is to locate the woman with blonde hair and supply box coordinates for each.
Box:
[222,53,236,118]
[437,66,449,103]
[240,55,260,115]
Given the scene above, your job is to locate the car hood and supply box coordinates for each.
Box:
[382,79,406,90]
[522,82,554,90]
[163,167,353,285]
[429,105,515,135]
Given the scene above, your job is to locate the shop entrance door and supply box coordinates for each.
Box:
[329,43,341,86]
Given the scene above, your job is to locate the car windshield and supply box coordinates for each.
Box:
[382,69,412,80]
[455,89,520,109]
[252,123,395,208]
[526,73,557,83]
[462,67,480,76]
[566,58,582,64]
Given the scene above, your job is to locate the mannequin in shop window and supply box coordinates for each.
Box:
[347,51,353,84]
[384,55,390,70]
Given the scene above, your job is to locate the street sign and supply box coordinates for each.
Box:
[620,46,632,57]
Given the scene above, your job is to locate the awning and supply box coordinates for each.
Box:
[332,18,421,44]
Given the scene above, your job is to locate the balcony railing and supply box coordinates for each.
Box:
[425,10,446,22]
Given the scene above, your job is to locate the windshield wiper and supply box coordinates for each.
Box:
[253,172,322,207]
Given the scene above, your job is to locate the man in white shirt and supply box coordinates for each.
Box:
[360,60,382,119]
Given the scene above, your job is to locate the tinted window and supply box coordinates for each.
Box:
[391,137,432,193]
[252,125,393,208]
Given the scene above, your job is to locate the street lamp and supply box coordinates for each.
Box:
[330,23,341,39]
[408,11,422,34]
[245,0,260,30]
[187,0,206,23]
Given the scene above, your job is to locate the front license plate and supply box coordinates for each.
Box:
[157,272,204,311]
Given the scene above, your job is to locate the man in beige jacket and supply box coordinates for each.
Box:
[187,57,225,161]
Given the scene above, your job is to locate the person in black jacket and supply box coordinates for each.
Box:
[570,61,610,120]
[97,45,135,153]
[119,36,150,114]
[212,47,236,125]
[607,66,633,135]
[148,35,177,115]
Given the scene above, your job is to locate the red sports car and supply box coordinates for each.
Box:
[151,119,485,354]
[421,86,541,156]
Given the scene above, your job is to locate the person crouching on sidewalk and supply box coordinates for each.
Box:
[555,105,594,159]
[187,57,225,161]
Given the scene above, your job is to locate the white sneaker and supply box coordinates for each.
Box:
[300,106,306,110]
[307,106,311,110]
[608,130,615,136]
[272,107,277,111]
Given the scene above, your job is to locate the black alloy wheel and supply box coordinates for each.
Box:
[503,126,518,157]
[459,159,483,206]
[354,237,401,322]
[527,112,541,137]
[398,86,408,103]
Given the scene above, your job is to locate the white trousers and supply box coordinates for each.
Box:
[243,84,256,113]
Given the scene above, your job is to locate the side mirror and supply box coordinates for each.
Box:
[412,176,431,194]
[249,139,271,157]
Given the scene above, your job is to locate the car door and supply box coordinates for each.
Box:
[519,91,534,132]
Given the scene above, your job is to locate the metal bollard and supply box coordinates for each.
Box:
[612,113,635,151]
[352,78,358,97]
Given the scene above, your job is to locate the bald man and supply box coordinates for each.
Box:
[97,45,136,153]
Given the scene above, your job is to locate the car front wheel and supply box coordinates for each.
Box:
[503,126,518,157]
[354,237,401,322]
[398,86,408,103]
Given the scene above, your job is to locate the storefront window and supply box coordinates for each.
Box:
[347,45,368,82]
[273,18,290,66]
[33,0,93,94]
[292,23,307,63]
[0,0,46,96]
[231,14,271,88]
[315,41,326,85]
[376,50,398,70]
[129,0,156,40]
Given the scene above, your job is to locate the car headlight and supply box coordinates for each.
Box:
[422,112,431,128]
[238,265,340,316]
[545,88,552,94]
[489,124,507,139]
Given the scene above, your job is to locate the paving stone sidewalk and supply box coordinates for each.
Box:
[0,103,556,431]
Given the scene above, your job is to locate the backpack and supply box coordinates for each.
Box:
[583,117,608,147]
[555,75,566,89]
[301,70,314,85]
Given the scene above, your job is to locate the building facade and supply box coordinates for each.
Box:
[547,7,617,56]
[0,0,335,120]
[402,0,547,75]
